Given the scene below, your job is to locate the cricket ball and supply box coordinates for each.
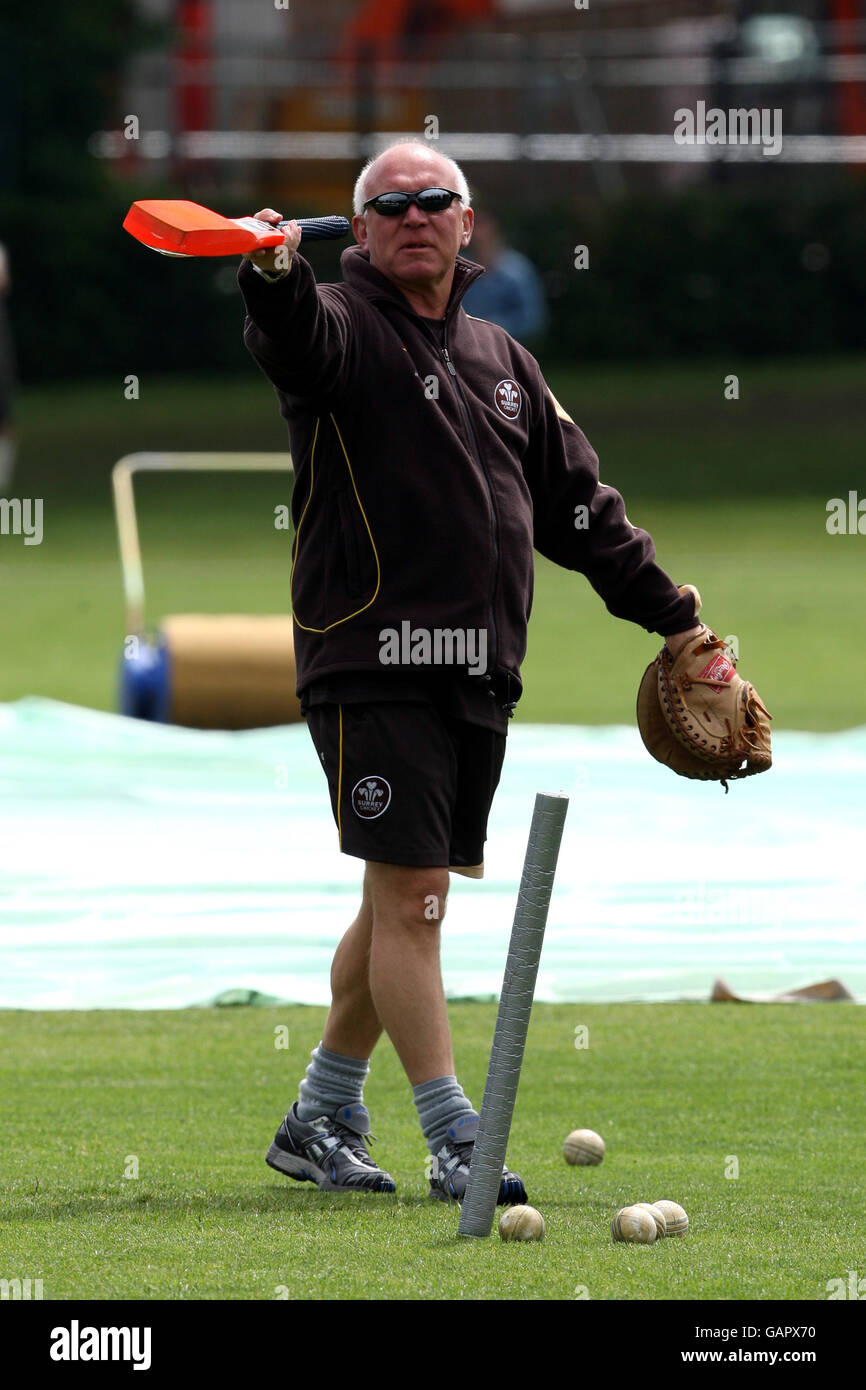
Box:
[563,1128,605,1166]
[611,1205,657,1244]
[498,1205,545,1242]
[652,1200,689,1236]
[634,1202,668,1239]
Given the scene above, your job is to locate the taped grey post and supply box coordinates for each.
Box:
[458,791,569,1238]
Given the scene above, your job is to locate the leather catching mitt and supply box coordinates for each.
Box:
[637,589,772,792]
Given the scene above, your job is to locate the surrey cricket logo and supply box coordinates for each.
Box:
[351,775,392,820]
[494,378,522,419]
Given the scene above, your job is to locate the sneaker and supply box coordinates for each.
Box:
[266,1103,396,1193]
[427,1114,526,1205]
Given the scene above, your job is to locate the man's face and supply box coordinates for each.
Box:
[351,151,473,295]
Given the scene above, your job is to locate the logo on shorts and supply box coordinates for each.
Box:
[494,378,522,419]
[351,775,392,820]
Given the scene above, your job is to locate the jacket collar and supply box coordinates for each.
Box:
[340,244,485,323]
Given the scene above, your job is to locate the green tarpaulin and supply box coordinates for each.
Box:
[2,699,863,1008]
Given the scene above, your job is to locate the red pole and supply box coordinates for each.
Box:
[175,0,213,136]
[832,0,866,143]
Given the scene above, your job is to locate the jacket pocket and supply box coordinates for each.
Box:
[337,488,364,598]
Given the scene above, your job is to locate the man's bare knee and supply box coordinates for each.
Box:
[366,862,449,927]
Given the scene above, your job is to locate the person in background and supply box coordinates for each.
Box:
[461,209,549,346]
[0,244,17,493]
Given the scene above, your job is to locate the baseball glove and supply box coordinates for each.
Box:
[637,589,772,792]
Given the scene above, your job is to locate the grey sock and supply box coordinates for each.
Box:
[413,1075,477,1154]
[296,1042,370,1120]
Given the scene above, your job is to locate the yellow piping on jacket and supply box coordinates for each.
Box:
[290,412,381,631]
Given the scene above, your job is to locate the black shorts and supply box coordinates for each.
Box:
[303,698,507,877]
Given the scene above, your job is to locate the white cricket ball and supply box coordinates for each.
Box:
[498,1205,546,1242]
[652,1200,689,1236]
[611,1205,657,1244]
[563,1128,605,1166]
[634,1202,668,1239]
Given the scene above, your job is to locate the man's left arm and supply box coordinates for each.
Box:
[523,382,702,653]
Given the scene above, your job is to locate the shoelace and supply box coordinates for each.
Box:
[331,1122,379,1166]
[448,1140,475,1172]
[449,1140,518,1181]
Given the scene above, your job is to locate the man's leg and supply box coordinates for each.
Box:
[364,861,485,1167]
[298,862,462,1123]
[365,861,453,1084]
[319,856,453,1069]
[361,858,522,1203]
[265,866,396,1191]
[320,867,382,1059]
[302,860,454,1106]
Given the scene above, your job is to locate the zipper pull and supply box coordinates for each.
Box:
[441,346,457,377]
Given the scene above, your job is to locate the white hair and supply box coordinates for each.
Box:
[353,139,472,216]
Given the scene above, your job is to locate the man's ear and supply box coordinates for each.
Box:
[460,206,474,248]
[352,212,369,248]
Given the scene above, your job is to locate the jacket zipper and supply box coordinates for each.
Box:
[440,340,500,681]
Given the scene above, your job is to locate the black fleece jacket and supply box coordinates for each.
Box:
[239,246,696,705]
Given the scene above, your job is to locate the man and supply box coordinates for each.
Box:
[462,208,549,345]
[238,139,702,1203]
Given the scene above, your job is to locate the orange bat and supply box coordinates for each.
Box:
[123,199,350,258]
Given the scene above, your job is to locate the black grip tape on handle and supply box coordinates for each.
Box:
[281,215,351,243]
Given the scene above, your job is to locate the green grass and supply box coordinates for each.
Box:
[521,497,866,728]
[12,355,866,502]
[0,1003,862,1301]
[2,358,865,727]
[1,493,862,729]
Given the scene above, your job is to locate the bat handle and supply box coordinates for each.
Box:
[280,215,351,243]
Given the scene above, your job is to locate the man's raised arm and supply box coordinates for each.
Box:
[238,208,362,401]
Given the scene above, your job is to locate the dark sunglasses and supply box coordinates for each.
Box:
[363,187,463,217]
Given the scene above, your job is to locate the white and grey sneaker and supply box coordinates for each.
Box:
[427,1114,527,1206]
[266,1103,396,1193]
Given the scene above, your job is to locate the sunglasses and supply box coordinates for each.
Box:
[363,187,463,217]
